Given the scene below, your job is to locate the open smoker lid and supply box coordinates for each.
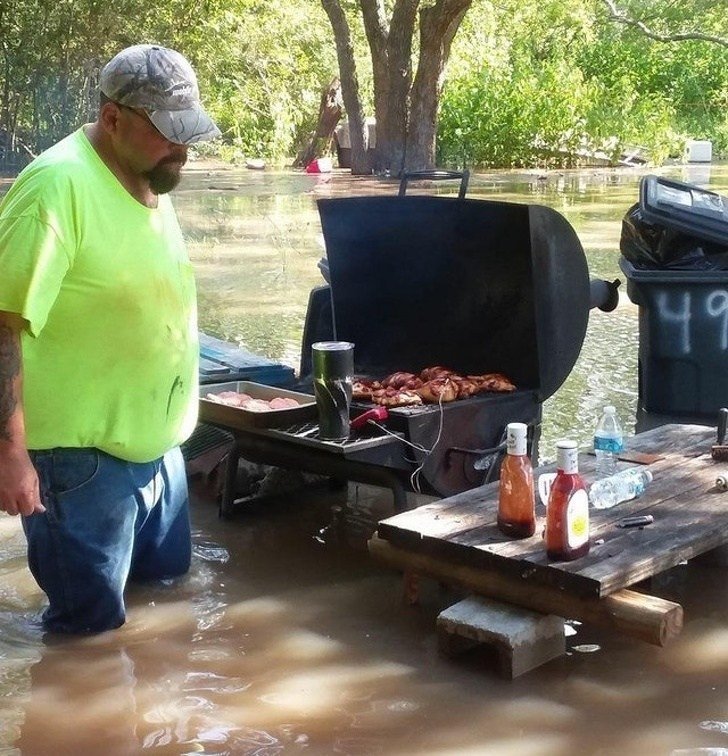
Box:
[317,195,591,401]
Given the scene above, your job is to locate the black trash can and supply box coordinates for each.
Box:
[621,258,728,416]
[620,175,728,418]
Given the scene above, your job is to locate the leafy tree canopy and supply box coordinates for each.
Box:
[0,0,725,171]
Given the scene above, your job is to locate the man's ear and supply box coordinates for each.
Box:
[98,101,122,135]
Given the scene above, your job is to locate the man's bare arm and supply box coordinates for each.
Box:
[0,311,44,515]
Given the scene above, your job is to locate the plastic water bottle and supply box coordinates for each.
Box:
[594,405,623,477]
[589,468,653,510]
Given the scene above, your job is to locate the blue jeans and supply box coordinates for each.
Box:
[22,446,191,634]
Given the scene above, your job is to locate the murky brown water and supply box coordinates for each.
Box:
[2,163,728,755]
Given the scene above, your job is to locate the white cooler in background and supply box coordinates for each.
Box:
[685,139,712,163]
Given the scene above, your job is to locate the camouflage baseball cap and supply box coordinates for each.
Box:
[100,44,221,145]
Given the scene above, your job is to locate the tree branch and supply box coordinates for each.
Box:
[600,0,728,48]
[360,0,388,55]
[321,0,370,173]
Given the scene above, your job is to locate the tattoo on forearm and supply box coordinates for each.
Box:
[0,325,20,442]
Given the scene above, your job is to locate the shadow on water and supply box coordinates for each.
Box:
[2,163,728,754]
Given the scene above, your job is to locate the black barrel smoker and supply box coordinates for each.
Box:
[297,173,619,498]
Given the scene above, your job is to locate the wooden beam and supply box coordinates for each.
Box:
[368,534,683,647]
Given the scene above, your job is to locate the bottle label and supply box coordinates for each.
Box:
[594,435,624,453]
[566,489,589,549]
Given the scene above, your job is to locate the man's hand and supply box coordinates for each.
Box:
[0,445,44,515]
[0,310,44,516]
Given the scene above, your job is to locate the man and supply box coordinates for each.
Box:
[0,44,220,633]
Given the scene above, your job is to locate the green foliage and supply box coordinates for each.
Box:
[438,0,728,167]
[439,61,593,168]
[0,0,338,165]
[178,2,338,163]
[578,25,728,156]
[1,0,726,169]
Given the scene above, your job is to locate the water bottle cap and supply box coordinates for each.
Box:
[603,405,616,414]
[644,469,653,483]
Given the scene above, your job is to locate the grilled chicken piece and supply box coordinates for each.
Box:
[478,372,517,392]
[356,367,516,405]
[370,387,423,407]
[451,377,480,398]
[381,371,418,389]
[352,380,375,400]
[417,377,459,403]
[419,365,454,382]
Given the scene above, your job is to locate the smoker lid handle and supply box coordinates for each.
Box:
[589,278,621,312]
[398,170,470,199]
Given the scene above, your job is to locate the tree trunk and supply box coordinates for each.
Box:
[406,0,471,172]
[321,0,370,175]
[325,0,472,176]
[360,0,390,172]
[293,77,343,168]
[361,0,419,175]
[386,0,419,174]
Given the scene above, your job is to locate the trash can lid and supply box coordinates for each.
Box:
[640,175,728,247]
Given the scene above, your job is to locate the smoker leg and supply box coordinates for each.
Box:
[219,443,243,518]
[389,479,408,514]
[336,463,408,513]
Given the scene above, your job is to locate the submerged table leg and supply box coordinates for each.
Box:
[219,443,244,518]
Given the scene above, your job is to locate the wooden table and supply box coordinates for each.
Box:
[371,423,727,647]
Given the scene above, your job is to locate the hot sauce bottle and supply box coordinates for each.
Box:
[545,439,590,561]
[497,422,536,538]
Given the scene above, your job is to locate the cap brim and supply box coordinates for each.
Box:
[149,103,221,145]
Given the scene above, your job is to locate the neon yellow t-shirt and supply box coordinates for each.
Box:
[0,127,199,462]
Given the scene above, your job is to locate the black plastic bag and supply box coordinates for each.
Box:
[620,202,728,270]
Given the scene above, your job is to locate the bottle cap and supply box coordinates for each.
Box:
[506,422,528,456]
[644,469,653,483]
[556,439,579,474]
[603,405,616,414]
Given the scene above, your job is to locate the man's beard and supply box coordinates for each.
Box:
[143,155,186,194]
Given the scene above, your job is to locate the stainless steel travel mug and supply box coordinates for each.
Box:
[312,341,354,441]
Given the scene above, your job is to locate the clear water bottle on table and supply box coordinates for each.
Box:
[594,405,623,477]
[589,467,653,510]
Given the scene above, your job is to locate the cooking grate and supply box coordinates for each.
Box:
[264,420,401,450]
[181,423,234,462]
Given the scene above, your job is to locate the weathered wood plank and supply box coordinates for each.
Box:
[622,424,713,455]
[379,424,712,544]
[368,535,683,646]
[377,424,719,598]
[451,451,726,597]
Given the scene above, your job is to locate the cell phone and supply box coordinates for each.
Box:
[616,514,654,528]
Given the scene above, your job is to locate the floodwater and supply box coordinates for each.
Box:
[2,162,728,755]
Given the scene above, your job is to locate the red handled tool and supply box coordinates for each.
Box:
[350,406,389,431]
